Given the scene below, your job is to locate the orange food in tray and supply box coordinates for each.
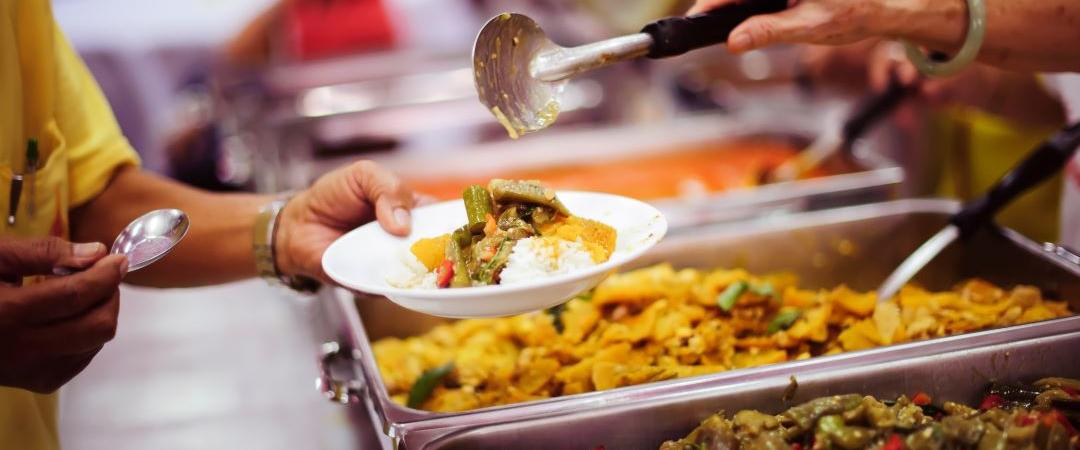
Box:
[408,141,814,201]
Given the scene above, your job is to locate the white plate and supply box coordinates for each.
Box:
[322,191,667,318]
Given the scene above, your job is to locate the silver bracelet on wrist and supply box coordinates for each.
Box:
[253,194,321,293]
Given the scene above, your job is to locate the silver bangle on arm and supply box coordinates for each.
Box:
[253,195,322,293]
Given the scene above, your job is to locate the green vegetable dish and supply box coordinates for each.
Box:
[405,179,617,289]
[661,378,1080,450]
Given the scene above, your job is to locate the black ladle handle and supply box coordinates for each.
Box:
[642,0,788,59]
[841,55,954,144]
[841,75,918,144]
[951,121,1080,237]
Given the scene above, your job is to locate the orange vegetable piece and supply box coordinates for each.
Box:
[912,391,932,406]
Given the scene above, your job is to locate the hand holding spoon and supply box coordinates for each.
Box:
[110,209,190,272]
[58,209,190,275]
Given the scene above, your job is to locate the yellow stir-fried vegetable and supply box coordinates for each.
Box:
[373,264,1072,412]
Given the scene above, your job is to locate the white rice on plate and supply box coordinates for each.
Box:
[387,237,598,289]
[498,237,597,285]
[386,248,438,289]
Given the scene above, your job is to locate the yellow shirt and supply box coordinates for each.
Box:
[930,107,1062,243]
[1,0,140,448]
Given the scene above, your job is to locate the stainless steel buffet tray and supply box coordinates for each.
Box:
[318,199,1080,449]
[360,110,907,231]
[429,319,1080,450]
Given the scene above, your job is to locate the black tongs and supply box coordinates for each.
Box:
[877,121,1080,301]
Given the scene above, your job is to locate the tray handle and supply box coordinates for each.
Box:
[316,341,365,405]
[1043,243,1080,267]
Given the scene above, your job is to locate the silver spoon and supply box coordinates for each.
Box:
[110,209,189,272]
[473,0,786,138]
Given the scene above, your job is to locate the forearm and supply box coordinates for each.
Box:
[70,167,271,287]
[890,0,1080,72]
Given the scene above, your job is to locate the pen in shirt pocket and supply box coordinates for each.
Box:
[7,139,38,226]
[26,139,38,218]
[7,174,21,226]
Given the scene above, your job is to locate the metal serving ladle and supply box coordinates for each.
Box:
[766,75,919,183]
[473,0,787,138]
[110,209,189,272]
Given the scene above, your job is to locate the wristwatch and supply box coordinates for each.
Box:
[253,196,321,293]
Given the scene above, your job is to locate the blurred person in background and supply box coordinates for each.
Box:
[163,0,480,190]
[165,0,398,190]
[800,41,1067,243]
[1,1,422,449]
[690,0,1080,248]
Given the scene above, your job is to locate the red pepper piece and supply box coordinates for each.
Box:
[791,443,803,450]
[1062,387,1079,397]
[912,392,932,406]
[979,394,1004,410]
[1043,410,1078,436]
[882,434,905,450]
[1015,414,1037,426]
[436,260,454,288]
[1041,411,1060,429]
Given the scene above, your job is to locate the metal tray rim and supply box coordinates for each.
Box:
[357,315,1080,434]
[339,200,959,422]
[306,110,906,232]
[337,198,1077,444]
[365,111,899,177]
[424,329,1080,450]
